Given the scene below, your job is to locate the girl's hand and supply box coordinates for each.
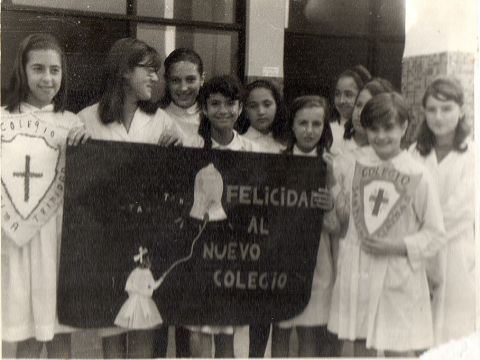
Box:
[361,236,407,257]
[323,209,340,235]
[322,152,336,188]
[158,129,182,147]
[67,126,91,146]
[316,187,334,211]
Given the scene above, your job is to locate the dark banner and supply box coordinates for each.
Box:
[58,140,326,328]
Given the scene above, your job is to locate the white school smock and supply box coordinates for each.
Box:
[77,102,178,337]
[185,130,258,337]
[409,141,475,345]
[243,126,285,154]
[327,148,446,352]
[277,144,334,328]
[330,120,347,154]
[78,103,178,144]
[1,103,82,342]
[165,102,201,139]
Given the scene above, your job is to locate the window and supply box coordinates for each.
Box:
[1,0,245,112]
[284,0,405,103]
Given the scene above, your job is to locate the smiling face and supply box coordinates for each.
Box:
[352,89,372,135]
[245,87,277,134]
[366,119,407,160]
[292,106,325,153]
[203,93,243,134]
[125,59,159,102]
[167,60,204,109]
[424,95,463,140]
[25,49,62,108]
[334,76,359,121]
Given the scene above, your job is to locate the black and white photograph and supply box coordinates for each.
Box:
[1,0,478,358]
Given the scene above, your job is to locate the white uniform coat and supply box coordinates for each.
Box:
[1,103,82,341]
[328,148,446,352]
[77,102,178,337]
[78,103,178,144]
[165,102,201,140]
[410,141,475,345]
[243,127,285,154]
[278,145,334,328]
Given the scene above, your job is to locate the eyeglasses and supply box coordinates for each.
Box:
[136,64,160,75]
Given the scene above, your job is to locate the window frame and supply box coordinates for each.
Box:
[1,0,247,78]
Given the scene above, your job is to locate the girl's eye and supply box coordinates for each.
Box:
[186,76,197,83]
[263,101,273,107]
[441,105,453,112]
[51,67,61,74]
[170,78,181,84]
[247,103,257,109]
[227,100,236,106]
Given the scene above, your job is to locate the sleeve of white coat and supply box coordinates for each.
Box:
[403,169,446,270]
[441,149,475,241]
[157,109,184,143]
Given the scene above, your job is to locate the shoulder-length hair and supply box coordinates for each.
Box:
[98,38,162,124]
[344,77,395,139]
[415,76,469,156]
[236,79,287,142]
[284,95,333,156]
[159,48,204,108]
[197,75,244,149]
[5,33,67,113]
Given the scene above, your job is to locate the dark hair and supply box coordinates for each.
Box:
[284,95,333,156]
[160,48,204,108]
[197,75,244,149]
[415,76,469,155]
[360,92,409,131]
[344,77,395,139]
[98,38,161,124]
[5,33,67,113]
[236,79,287,142]
[332,65,372,124]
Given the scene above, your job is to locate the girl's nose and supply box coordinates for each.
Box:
[306,123,313,133]
[376,129,387,139]
[258,105,266,115]
[42,70,53,83]
[180,80,189,91]
[150,72,159,82]
[218,103,228,113]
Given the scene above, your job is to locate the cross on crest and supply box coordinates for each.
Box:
[13,155,43,202]
[369,188,388,216]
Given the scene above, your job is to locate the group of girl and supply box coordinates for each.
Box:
[1,33,474,358]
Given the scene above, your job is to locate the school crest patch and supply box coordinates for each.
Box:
[1,112,70,246]
[351,161,421,239]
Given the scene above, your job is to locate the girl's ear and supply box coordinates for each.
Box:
[238,102,243,115]
[202,105,208,117]
[200,72,206,87]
